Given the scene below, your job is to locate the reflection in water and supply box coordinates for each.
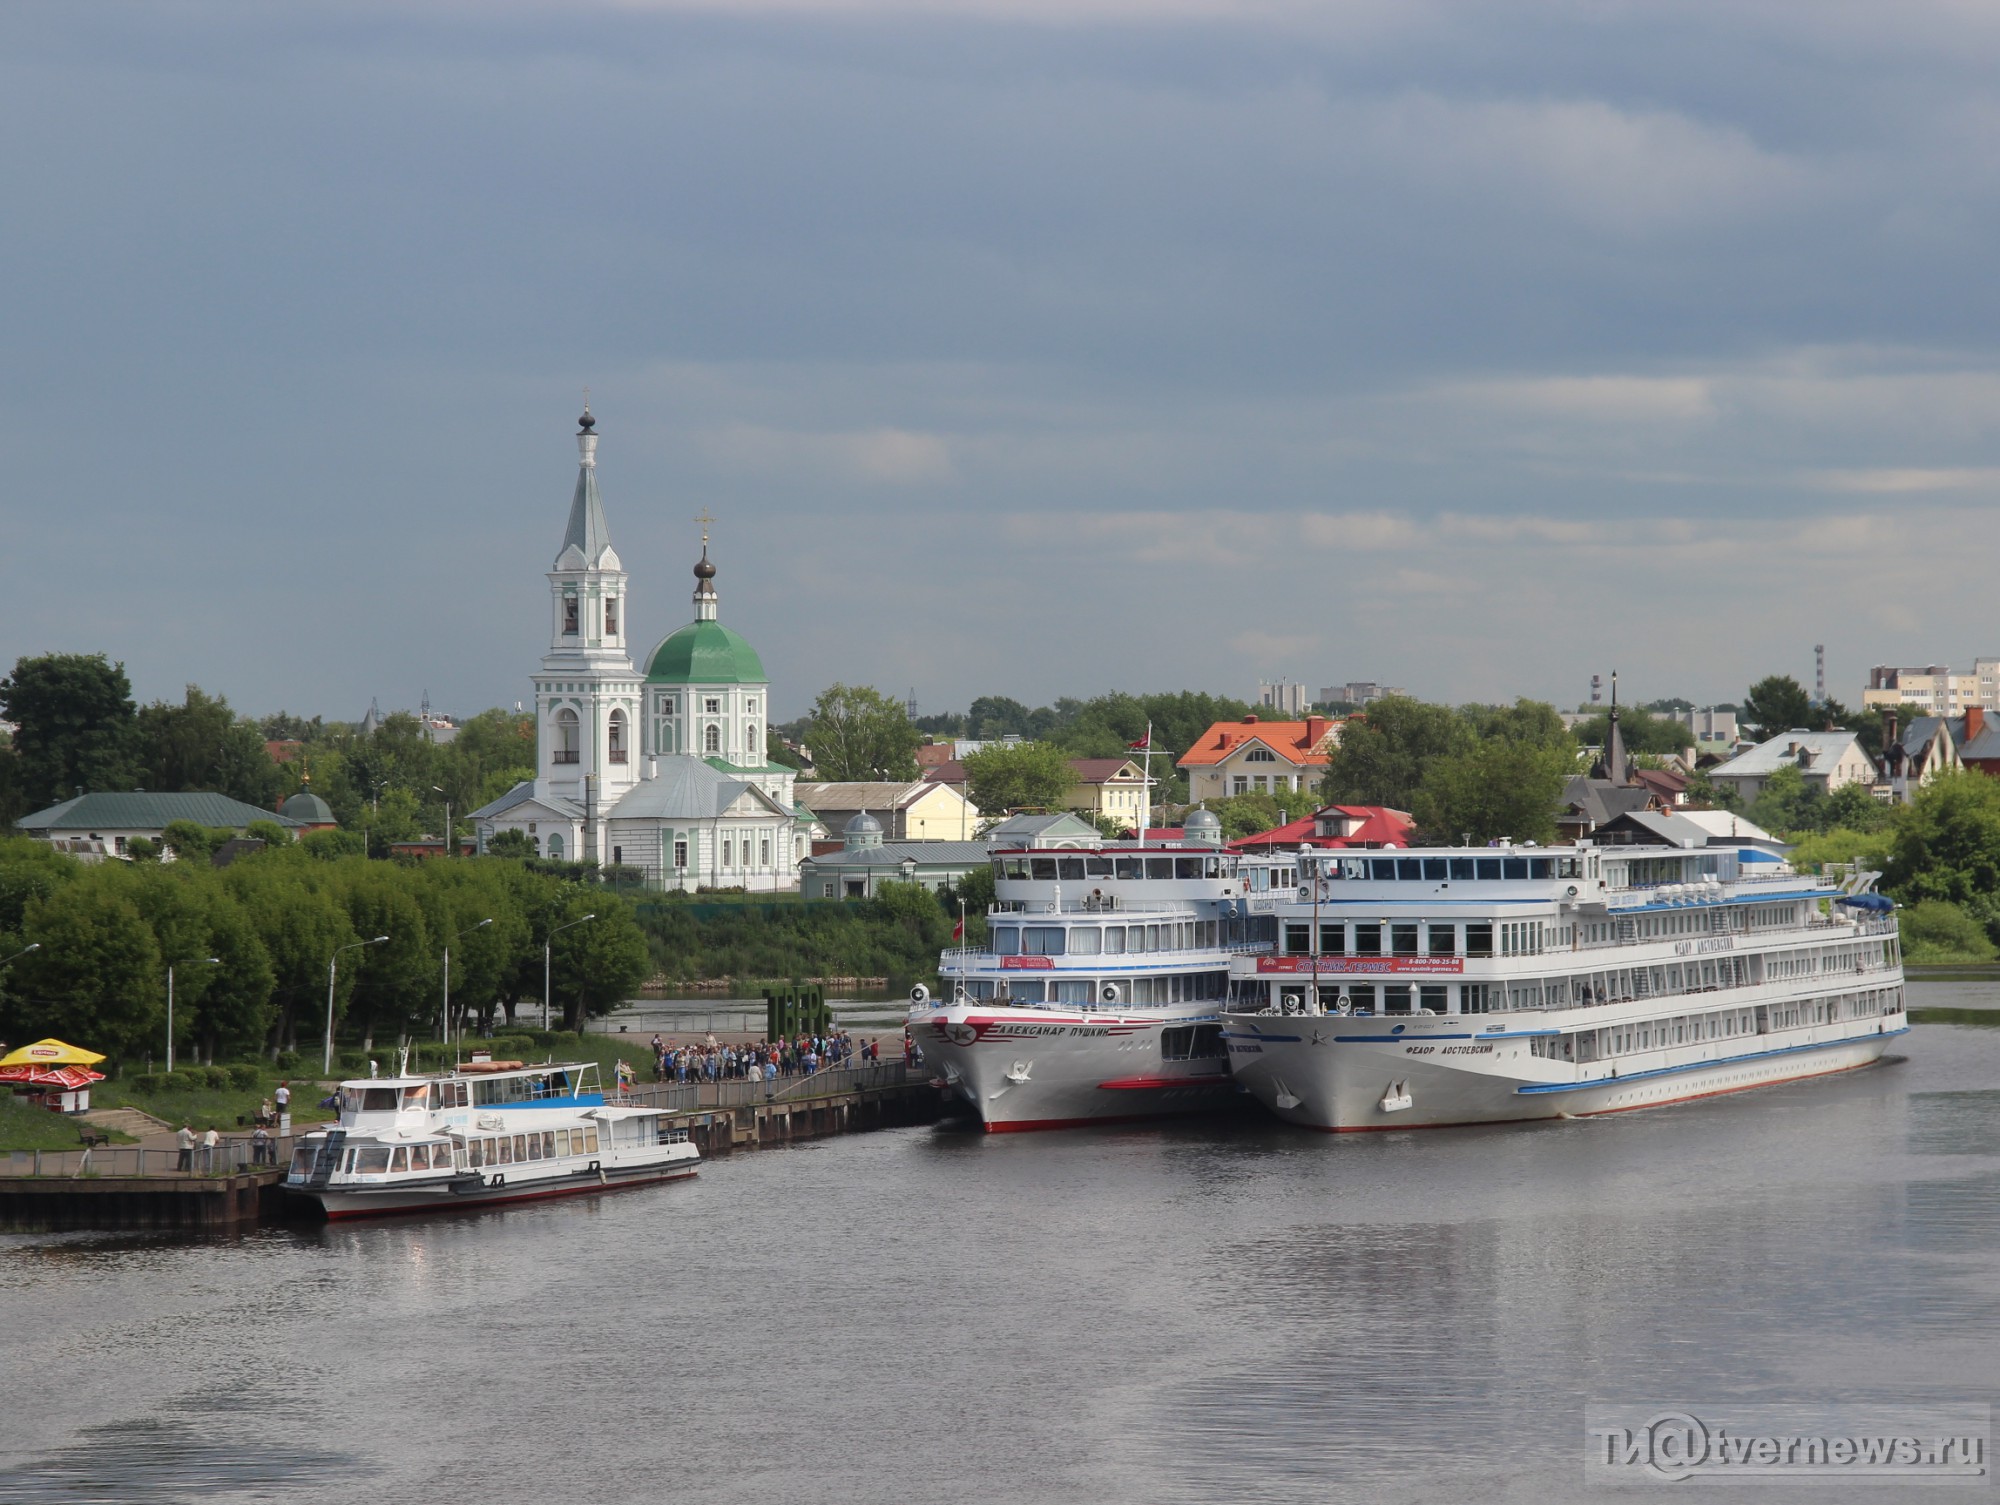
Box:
[2,1015,1997,1505]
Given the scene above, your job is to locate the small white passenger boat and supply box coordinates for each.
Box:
[284,1059,699,1219]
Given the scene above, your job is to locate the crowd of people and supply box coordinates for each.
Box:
[646,1031,886,1085]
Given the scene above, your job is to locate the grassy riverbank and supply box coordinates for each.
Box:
[0,1095,133,1153]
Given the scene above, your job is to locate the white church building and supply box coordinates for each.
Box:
[471,408,812,890]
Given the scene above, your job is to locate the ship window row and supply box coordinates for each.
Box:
[1534,987,1904,1061]
[992,855,1230,883]
[992,920,1220,956]
[1281,920,1562,958]
[333,1140,462,1176]
[961,971,1229,1005]
[1323,855,1580,883]
[465,1127,599,1168]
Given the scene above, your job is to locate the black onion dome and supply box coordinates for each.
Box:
[693,547,717,580]
[578,407,596,432]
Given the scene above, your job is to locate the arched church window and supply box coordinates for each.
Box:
[705,725,721,755]
[604,597,618,637]
[562,596,579,635]
[554,708,580,764]
[745,723,758,754]
[608,711,628,764]
[548,833,564,860]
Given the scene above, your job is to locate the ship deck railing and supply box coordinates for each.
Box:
[986,897,1219,916]
[940,941,1273,966]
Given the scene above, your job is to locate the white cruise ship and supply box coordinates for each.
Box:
[911,811,1285,1130]
[1221,838,1907,1131]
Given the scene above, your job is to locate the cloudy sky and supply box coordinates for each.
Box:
[6,0,2000,724]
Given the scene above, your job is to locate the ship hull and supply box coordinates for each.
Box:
[913,1004,1234,1131]
[1223,1015,1906,1132]
[292,1150,700,1220]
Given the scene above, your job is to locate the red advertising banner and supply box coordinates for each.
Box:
[1001,955,1055,970]
[1255,955,1464,975]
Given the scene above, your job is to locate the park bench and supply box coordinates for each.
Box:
[77,1131,110,1150]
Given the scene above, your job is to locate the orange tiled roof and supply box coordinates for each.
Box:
[1176,717,1340,769]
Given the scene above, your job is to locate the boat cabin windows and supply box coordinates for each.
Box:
[1392,923,1420,956]
[341,1086,402,1116]
[1465,923,1494,957]
[1354,923,1383,956]
[1285,921,1312,955]
[1022,927,1066,956]
[1429,924,1456,956]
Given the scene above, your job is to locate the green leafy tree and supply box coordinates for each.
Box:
[807,684,921,781]
[1741,675,1816,740]
[190,899,276,1063]
[335,864,433,1049]
[549,895,649,1030]
[1320,697,1469,810]
[0,653,141,808]
[1744,765,1831,837]
[1413,740,1572,845]
[136,685,283,807]
[962,741,1075,813]
[486,829,534,859]
[7,872,162,1062]
[765,732,806,770]
[225,868,359,1056]
[1567,706,1690,757]
[1899,900,1997,964]
[1885,771,2000,909]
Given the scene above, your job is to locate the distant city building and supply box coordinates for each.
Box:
[1670,707,1739,748]
[1256,680,1309,715]
[1863,660,2000,714]
[797,813,990,899]
[1317,681,1406,707]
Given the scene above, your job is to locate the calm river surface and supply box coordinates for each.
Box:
[5,990,2000,1504]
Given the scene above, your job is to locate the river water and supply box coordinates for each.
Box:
[5,988,1999,1504]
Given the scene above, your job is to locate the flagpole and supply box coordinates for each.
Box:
[1141,720,1153,842]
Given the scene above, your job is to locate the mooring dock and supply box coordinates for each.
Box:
[0,1063,941,1232]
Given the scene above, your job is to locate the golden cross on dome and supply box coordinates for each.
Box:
[695,508,714,547]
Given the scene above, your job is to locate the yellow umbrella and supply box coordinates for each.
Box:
[0,1038,107,1067]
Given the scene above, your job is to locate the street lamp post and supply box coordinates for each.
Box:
[326,935,390,1076]
[0,943,38,970]
[441,917,494,1052]
[433,785,454,858]
[544,913,597,1030]
[166,956,220,1074]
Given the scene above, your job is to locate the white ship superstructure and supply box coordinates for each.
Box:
[912,811,1285,1130]
[1222,839,1906,1131]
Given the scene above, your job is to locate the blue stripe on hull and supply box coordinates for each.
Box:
[1515,1025,1909,1094]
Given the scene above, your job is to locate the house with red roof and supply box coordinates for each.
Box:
[1227,804,1414,853]
[1178,714,1346,803]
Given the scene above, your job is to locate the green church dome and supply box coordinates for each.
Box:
[645,620,766,685]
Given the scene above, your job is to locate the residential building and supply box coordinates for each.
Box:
[1178,714,1344,802]
[1061,758,1149,830]
[472,408,811,889]
[1707,730,1879,805]
[796,780,980,842]
[1256,679,1309,715]
[980,811,1102,849]
[1226,804,1415,852]
[1879,710,1962,801]
[15,791,308,859]
[1318,681,1406,707]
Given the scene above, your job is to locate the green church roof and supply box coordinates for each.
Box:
[645,619,766,686]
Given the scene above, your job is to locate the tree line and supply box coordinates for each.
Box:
[0,833,649,1071]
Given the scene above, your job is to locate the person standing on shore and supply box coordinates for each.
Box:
[200,1125,220,1174]
[176,1123,195,1171]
